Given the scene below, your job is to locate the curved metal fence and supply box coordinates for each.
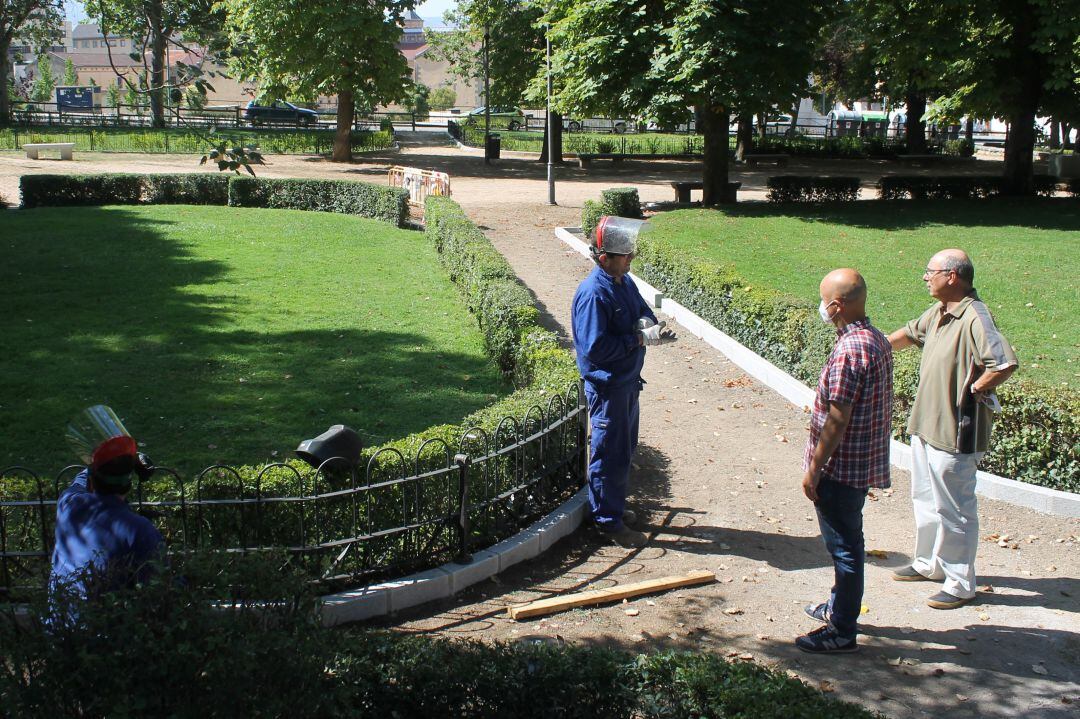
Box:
[1,382,586,599]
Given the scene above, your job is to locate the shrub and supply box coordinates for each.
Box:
[142,173,230,205]
[1069,177,1080,197]
[879,175,1058,200]
[20,173,144,208]
[228,176,409,227]
[0,571,882,719]
[379,116,395,134]
[943,139,975,157]
[766,176,860,203]
[581,187,642,236]
[635,229,1079,491]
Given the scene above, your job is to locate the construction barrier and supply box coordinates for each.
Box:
[388,166,451,206]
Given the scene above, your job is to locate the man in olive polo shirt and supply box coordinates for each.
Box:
[888,249,1018,609]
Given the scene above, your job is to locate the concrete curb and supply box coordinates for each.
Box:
[554,226,1079,518]
[320,487,589,625]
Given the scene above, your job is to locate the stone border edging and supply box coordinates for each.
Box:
[320,487,589,626]
[554,225,1079,518]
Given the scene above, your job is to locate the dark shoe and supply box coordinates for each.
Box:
[795,625,858,654]
[804,602,831,625]
[892,566,931,582]
[607,527,648,549]
[927,591,973,609]
[622,509,638,527]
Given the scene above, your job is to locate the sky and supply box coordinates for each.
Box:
[66,0,459,24]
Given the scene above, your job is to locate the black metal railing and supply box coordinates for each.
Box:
[0,382,587,599]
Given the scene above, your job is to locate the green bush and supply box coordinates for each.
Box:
[635,231,1079,491]
[0,570,881,719]
[754,134,905,159]
[1069,177,1080,197]
[879,175,1057,200]
[142,173,230,205]
[581,188,642,237]
[228,176,409,227]
[943,139,975,157]
[20,173,144,208]
[766,175,861,203]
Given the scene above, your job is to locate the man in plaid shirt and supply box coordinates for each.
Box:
[797,268,893,654]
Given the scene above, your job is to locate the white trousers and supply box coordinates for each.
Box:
[910,435,982,599]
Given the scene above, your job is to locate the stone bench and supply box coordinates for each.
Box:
[577,153,626,168]
[742,153,790,167]
[24,142,75,160]
[669,180,741,203]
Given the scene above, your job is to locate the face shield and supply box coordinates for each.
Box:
[66,405,139,489]
[592,216,647,258]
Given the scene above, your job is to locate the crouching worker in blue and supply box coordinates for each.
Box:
[572,217,676,549]
[51,405,164,604]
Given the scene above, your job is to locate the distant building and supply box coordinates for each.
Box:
[396,11,482,110]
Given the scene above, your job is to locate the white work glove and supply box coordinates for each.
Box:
[635,318,657,330]
[638,320,677,346]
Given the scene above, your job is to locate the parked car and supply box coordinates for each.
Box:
[467,106,527,131]
[244,100,320,127]
[564,117,629,134]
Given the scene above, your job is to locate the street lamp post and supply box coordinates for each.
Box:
[546,28,555,205]
[483,26,491,165]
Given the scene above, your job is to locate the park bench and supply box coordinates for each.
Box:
[577,153,626,168]
[23,142,75,161]
[742,153,790,167]
[893,154,946,166]
[669,180,741,203]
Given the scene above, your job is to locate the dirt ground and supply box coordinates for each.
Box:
[2,136,1077,718]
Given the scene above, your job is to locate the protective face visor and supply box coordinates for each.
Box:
[66,405,139,489]
[592,216,647,258]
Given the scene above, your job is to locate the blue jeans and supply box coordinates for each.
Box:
[585,383,640,532]
[815,478,868,639]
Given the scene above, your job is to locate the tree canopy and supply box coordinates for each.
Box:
[0,0,63,123]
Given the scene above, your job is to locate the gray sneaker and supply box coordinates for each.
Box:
[622,509,638,527]
[608,527,648,549]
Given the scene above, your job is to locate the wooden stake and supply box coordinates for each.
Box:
[507,570,716,620]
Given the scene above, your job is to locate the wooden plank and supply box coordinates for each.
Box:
[507,570,716,620]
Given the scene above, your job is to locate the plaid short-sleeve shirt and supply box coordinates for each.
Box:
[803,318,894,489]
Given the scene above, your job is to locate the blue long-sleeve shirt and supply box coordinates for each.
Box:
[50,469,164,598]
[571,265,657,390]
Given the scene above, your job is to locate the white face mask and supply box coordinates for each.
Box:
[818,300,835,323]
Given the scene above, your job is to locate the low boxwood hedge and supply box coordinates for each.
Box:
[766,176,861,203]
[228,176,409,227]
[634,224,1079,492]
[581,187,643,237]
[2,567,883,719]
[879,174,1059,200]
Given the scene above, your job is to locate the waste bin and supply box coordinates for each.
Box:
[485,133,501,160]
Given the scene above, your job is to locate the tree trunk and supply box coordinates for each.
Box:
[1048,119,1060,149]
[1063,123,1073,150]
[1000,5,1039,196]
[756,113,766,139]
[904,91,926,154]
[333,90,354,162]
[965,117,974,141]
[0,40,10,126]
[786,101,801,138]
[734,112,753,161]
[1002,107,1036,196]
[538,110,564,163]
[148,0,166,128]
[700,104,732,206]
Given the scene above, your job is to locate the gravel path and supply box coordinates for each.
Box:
[3,137,1077,717]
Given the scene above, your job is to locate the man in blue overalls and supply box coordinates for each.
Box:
[571,217,676,548]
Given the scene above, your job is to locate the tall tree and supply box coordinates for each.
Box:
[425,0,565,162]
[29,50,54,102]
[545,0,834,204]
[86,0,222,128]
[220,0,414,162]
[62,57,77,85]
[0,0,63,123]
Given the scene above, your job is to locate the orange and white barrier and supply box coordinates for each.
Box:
[388,166,451,206]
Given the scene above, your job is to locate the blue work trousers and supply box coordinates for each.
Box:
[585,382,640,532]
[815,478,868,639]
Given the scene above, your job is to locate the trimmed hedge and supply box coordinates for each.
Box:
[766,176,861,203]
[143,173,230,205]
[20,173,145,208]
[634,226,1079,492]
[228,176,409,227]
[2,567,882,719]
[581,187,643,237]
[879,174,1059,200]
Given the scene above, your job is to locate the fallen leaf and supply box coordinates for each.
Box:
[757,634,769,641]
[867,491,878,501]
[819,680,836,693]
[1033,665,1048,676]
[860,604,869,615]
[978,613,990,621]
[866,549,889,559]
[774,434,788,443]
[932,668,945,677]
[738,653,754,661]
[1047,565,1057,572]
[956,694,969,702]
[888,657,903,667]
[979,585,995,593]
[625,609,640,617]
[723,608,744,615]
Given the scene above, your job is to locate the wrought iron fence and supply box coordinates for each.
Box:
[1,382,587,599]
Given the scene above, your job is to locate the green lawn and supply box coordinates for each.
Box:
[644,199,1079,385]
[0,205,508,473]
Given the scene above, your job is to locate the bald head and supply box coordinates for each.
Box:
[819,268,867,326]
[930,249,974,285]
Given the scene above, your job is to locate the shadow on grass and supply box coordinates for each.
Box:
[0,206,508,473]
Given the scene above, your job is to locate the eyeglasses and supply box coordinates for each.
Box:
[924,268,952,277]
